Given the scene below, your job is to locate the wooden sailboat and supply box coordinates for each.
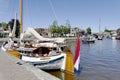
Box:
[1,0,74,73]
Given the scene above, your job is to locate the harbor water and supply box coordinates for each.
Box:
[1,39,120,80]
[47,39,120,80]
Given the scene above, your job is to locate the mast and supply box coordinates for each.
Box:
[99,18,101,34]
[20,0,23,33]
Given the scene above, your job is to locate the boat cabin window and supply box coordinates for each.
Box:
[14,41,18,43]
[53,48,57,51]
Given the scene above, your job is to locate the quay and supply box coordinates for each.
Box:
[0,50,60,80]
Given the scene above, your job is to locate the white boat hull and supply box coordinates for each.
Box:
[21,53,66,70]
[35,57,64,70]
[112,36,116,40]
[1,45,7,51]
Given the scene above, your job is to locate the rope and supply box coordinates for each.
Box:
[48,0,58,20]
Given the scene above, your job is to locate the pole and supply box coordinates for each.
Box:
[20,0,23,33]
[99,18,101,34]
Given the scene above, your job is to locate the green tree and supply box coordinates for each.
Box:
[86,27,91,34]
[117,28,120,35]
[49,20,71,37]
[60,25,70,36]
[60,25,64,36]
[104,29,111,33]
[65,20,71,34]
[56,26,62,36]
[64,26,70,34]
[49,20,58,37]
[1,22,7,30]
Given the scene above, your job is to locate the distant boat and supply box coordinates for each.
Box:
[98,35,103,40]
[111,33,117,40]
[82,35,95,43]
[116,35,120,40]
[98,18,103,40]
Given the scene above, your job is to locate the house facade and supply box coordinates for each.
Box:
[0,25,9,38]
[35,28,51,37]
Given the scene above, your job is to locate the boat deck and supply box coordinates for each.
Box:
[15,47,37,52]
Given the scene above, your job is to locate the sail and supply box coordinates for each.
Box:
[20,27,54,41]
[9,13,17,38]
[20,27,66,43]
[74,36,81,74]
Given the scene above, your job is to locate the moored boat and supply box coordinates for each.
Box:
[14,42,67,70]
[82,35,95,43]
[1,0,74,74]
[98,36,103,40]
[116,35,120,40]
[111,33,117,40]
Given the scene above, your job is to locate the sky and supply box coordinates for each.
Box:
[0,0,120,32]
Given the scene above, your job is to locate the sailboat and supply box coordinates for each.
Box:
[1,0,75,73]
[98,18,103,40]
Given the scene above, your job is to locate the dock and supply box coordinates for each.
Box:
[0,50,60,80]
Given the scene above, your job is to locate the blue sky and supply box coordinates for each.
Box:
[0,0,120,32]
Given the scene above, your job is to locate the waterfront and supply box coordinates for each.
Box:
[1,38,120,80]
[48,39,120,80]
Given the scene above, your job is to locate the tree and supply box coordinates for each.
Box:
[1,22,7,30]
[49,20,58,37]
[49,20,71,37]
[65,20,71,34]
[86,27,91,34]
[60,25,67,36]
[64,26,70,35]
[117,28,120,35]
[104,29,111,33]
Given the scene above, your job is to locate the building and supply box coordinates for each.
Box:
[0,25,9,38]
[35,28,51,37]
[67,27,85,37]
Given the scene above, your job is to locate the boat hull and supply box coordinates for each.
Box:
[98,38,102,40]
[82,40,95,43]
[35,57,64,70]
[1,45,6,51]
[21,53,66,70]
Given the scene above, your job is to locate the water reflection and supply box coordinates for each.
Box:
[47,70,75,80]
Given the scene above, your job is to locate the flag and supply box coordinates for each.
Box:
[74,35,81,74]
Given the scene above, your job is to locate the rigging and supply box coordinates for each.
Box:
[48,0,58,20]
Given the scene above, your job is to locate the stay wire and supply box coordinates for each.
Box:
[48,0,58,21]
